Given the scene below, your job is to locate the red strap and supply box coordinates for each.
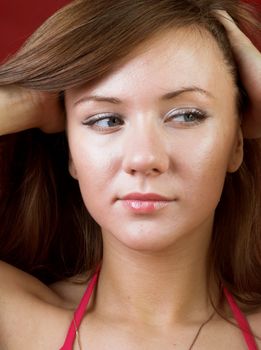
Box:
[224,287,258,350]
[60,267,100,349]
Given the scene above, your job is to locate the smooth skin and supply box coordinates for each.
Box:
[0,27,260,350]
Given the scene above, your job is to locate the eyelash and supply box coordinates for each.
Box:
[83,113,124,130]
[165,109,208,125]
[82,109,209,131]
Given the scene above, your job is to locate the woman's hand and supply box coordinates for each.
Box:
[0,85,65,136]
[215,10,261,139]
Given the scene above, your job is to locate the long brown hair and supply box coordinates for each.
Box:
[0,0,260,312]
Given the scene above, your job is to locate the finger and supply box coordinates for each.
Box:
[213,10,253,46]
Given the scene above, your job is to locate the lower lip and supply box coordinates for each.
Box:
[121,200,170,213]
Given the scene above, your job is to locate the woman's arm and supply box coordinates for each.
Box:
[0,85,65,135]
[215,10,261,139]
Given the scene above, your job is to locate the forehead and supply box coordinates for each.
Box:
[66,27,236,103]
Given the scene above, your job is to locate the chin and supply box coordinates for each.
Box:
[103,225,183,253]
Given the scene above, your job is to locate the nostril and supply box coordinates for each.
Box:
[130,167,160,176]
[123,150,170,176]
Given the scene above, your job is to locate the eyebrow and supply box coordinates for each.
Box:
[73,87,214,107]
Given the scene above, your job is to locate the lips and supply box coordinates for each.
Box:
[122,192,171,201]
[120,193,173,213]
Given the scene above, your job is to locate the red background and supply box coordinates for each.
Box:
[0,0,71,63]
[0,0,260,63]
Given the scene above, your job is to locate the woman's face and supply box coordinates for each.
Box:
[65,28,243,253]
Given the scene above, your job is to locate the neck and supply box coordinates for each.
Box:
[94,227,219,328]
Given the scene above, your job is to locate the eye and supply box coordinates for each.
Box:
[165,108,208,125]
[82,113,124,130]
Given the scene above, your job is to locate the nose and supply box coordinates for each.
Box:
[122,122,170,176]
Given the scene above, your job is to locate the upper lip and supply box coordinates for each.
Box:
[122,193,172,201]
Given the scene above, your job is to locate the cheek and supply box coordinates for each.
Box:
[72,146,109,186]
[178,132,234,207]
[68,138,118,216]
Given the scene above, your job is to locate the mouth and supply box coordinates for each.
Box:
[122,192,172,201]
[119,192,174,214]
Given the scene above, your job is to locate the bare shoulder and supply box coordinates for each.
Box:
[0,260,60,303]
[0,261,73,349]
[247,307,261,325]
[0,260,89,306]
[50,273,89,309]
[247,308,261,346]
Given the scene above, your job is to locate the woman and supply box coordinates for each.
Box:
[0,0,261,349]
